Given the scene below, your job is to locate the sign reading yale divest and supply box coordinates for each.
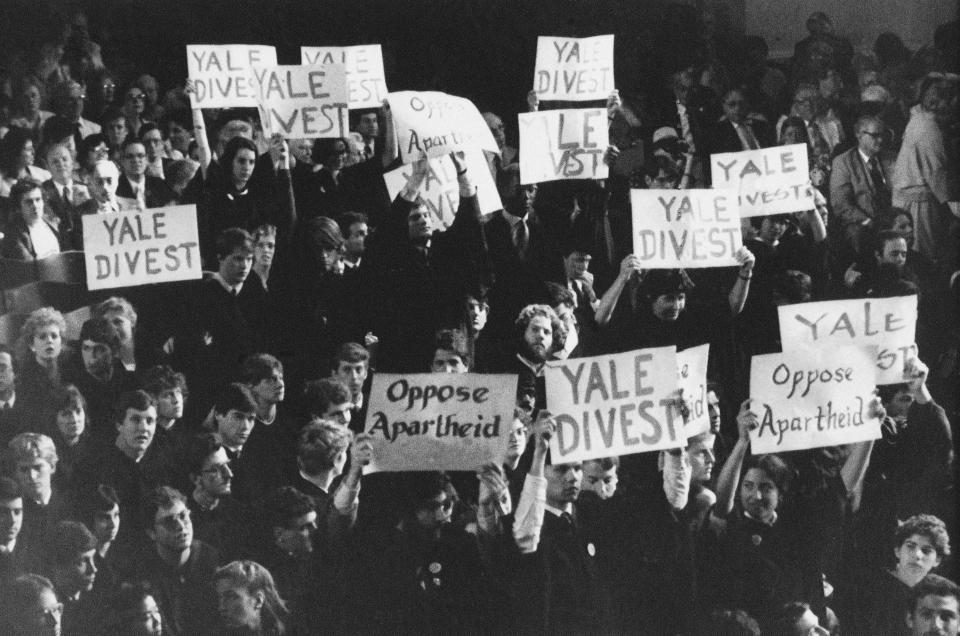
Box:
[545,347,684,463]
[186,44,277,108]
[364,373,517,472]
[709,144,814,217]
[82,205,201,290]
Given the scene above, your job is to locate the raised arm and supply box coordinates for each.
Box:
[381,99,398,168]
[512,414,553,554]
[595,254,643,326]
[727,246,755,315]
[185,80,212,178]
[713,399,757,520]
[331,433,373,530]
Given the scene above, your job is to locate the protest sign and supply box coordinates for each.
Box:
[545,346,683,463]
[749,345,882,453]
[186,45,276,108]
[677,344,710,437]
[300,45,387,109]
[630,189,743,268]
[249,65,348,138]
[777,295,918,385]
[363,373,517,473]
[518,108,609,184]
[710,144,814,217]
[82,205,201,290]
[534,35,614,101]
[383,151,502,227]
[389,91,499,163]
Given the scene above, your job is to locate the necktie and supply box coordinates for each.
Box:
[513,221,528,257]
[739,123,760,150]
[63,185,71,204]
[560,511,575,531]
[365,143,373,159]
[807,122,828,156]
[868,156,891,209]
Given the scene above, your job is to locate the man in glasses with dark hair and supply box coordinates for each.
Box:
[185,433,246,560]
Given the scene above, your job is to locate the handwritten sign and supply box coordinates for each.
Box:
[363,373,517,473]
[82,205,201,290]
[519,108,609,184]
[383,151,502,227]
[389,91,498,163]
[710,144,813,217]
[300,45,387,109]
[545,347,683,463]
[677,344,710,437]
[534,35,614,101]
[186,45,276,108]
[249,65,348,139]
[777,296,918,385]
[630,189,742,268]
[749,345,881,453]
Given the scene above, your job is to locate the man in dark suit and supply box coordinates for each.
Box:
[705,87,776,166]
[0,346,28,447]
[830,114,893,257]
[483,183,555,342]
[116,137,177,209]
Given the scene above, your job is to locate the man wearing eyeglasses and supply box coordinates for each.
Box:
[830,114,894,257]
[116,136,177,210]
[137,486,219,636]
[43,80,101,149]
[186,433,246,561]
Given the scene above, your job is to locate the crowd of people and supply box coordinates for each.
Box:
[0,4,958,635]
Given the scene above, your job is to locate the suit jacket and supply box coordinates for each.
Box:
[41,179,91,250]
[830,147,893,226]
[705,118,776,156]
[0,215,65,260]
[116,174,177,209]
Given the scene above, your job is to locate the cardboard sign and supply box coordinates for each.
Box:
[363,373,517,473]
[186,45,277,108]
[300,45,388,109]
[677,344,710,437]
[710,144,814,217]
[534,35,615,101]
[82,205,201,290]
[777,296,918,385]
[519,108,609,184]
[383,151,502,228]
[630,189,743,268]
[545,346,684,463]
[249,65,349,139]
[389,91,499,163]
[749,345,882,453]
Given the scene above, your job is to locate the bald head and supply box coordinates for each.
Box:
[91,160,120,203]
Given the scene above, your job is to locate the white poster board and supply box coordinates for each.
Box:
[534,35,615,101]
[519,108,609,184]
[710,144,814,217]
[250,65,349,138]
[677,344,711,437]
[186,44,277,108]
[300,45,388,109]
[389,91,499,163]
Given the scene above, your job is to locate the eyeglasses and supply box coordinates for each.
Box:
[859,130,883,139]
[156,509,191,530]
[127,94,145,102]
[124,153,146,160]
[422,498,454,513]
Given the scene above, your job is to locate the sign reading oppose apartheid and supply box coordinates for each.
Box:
[390,91,498,163]
[630,189,742,268]
[364,373,517,473]
[383,151,502,227]
[300,45,387,108]
[710,144,813,217]
[677,344,710,437]
[777,295,918,385]
[749,345,881,453]
[82,205,201,290]
[534,35,614,101]
[186,45,276,108]
[519,109,609,184]
[250,65,348,138]
[545,347,684,463]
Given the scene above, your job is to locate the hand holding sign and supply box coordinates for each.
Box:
[904,357,930,398]
[736,398,760,442]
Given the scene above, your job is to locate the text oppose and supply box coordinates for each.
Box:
[630,189,743,268]
[545,347,683,463]
[519,108,609,184]
[250,64,348,138]
[186,44,276,108]
[82,205,201,290]
[389,91,499,163]
[363,373,518,472]
[710,144,813,217]
[534,35,614,101]
[300,45,387,109]
[777,295,918,385]
[749,345,881,453]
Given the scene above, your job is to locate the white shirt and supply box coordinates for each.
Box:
[28,221,60,258]
[213,272,243,296]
